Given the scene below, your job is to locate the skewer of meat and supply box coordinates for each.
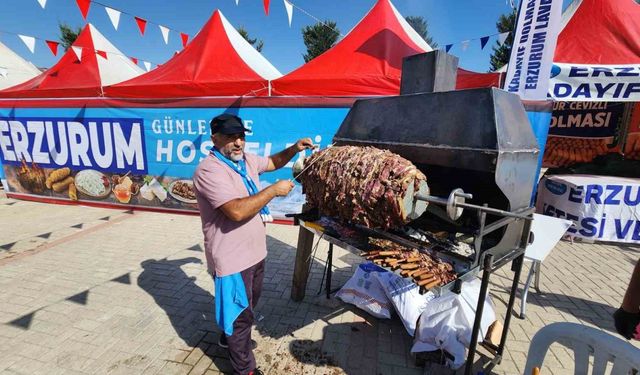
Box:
[361,237,457,289]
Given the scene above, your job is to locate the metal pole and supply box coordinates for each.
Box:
[519,260,535,319]
[415,194,532,220]
[291,226,315,301]
[326,243,333,299]
[464,253,494,375]
[497,254,524,358]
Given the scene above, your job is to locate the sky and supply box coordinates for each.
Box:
[0,0,575,75]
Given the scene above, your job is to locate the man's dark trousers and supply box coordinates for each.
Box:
[226,260,264,374]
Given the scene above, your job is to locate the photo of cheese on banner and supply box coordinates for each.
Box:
[543,101,625,167]
[74,170,110,198]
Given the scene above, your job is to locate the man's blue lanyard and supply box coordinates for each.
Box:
[212,148,272,223]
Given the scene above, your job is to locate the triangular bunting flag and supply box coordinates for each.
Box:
[0,67,8,78]
[187,244,203,252]
[130,57,138,65]
[45,40,59,56]
[75,0,90,20]
[71,46,83,62]
[498,32,509,46]
[96,50,108,59]
[461,40,470,51]
[37,0,47,9]
[263,0,270,15]
[180,33,189,48]
[67,290,89,305]
[105,7,121,30]
[284,0,293,27]
[480,36,490,50]
[37,232,52,239]
[445,44,453,53]
[159,25,170,44]
[18,35,36,53]
[235,0,239,4]
[0,241,16,250]
[134,16,147,35]
[9,312,35,329]
[111,273,131,284]
[143,61,151,72]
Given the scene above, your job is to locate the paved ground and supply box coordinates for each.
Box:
[0,190,639,375]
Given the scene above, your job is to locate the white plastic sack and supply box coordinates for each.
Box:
[411,279,496,369]
[336,262,392,319]
[375,271,436,336]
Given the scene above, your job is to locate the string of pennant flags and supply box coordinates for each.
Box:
[34,0,191,48]
[0,28,164,72]
[66,0,502,49]
[13,0,514,76]
[444,31,511,53]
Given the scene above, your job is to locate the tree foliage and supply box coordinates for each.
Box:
[59,23,82,51]
[405,16,438,48]
[301,21,340,63]
[489,9,516,72]
[237,26,264,52]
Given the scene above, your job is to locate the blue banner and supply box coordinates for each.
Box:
[526,108,553,202]
[549,101,625,138]
[0,117,148,174]
[0,106,348,216]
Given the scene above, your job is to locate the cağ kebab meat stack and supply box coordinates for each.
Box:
[363,238,456,290]
[298,146,427,229]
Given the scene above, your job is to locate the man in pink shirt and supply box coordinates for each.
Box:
[193,114,313,375]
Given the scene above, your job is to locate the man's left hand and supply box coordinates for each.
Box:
[295,138,315,152]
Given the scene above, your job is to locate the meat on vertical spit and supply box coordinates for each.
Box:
[298,146,428,229]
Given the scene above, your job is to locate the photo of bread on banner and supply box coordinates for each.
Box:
[44,167,77,201]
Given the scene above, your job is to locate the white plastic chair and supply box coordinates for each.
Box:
[523,322,640,375]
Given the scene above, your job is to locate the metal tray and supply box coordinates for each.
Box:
[298,216,476,297]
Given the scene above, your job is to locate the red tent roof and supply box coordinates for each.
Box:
[0,24,142,98]
[456,68,502,90]
[106,10,282,98]
[555,0,640,64]
[272,0,500,96]
[272,0,429,96]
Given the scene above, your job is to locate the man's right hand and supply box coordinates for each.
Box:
[271,180,294,197]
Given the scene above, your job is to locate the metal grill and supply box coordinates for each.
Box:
[290,87,539,374]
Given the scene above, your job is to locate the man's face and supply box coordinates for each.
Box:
[212,132,246,162]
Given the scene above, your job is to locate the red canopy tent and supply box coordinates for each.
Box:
[544,0,640,166]
[106,10,282,98]
[554,0,640,64]
[272,0,501,96]
[457,68,502,90]
[0,24,142,98]
[548,0,640,102]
